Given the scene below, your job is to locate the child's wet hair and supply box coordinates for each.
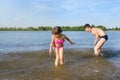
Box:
[84,24,92,29]
[52,26,62,35]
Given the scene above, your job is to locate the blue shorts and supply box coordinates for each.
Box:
[100,35,108,41]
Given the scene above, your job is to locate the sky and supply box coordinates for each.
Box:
[0,0,120,28]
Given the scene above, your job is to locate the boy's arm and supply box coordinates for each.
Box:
[92,31,99,45]
[94,35,99,45]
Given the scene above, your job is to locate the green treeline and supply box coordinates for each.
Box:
[0,25,119,31]
[0,26,84,31]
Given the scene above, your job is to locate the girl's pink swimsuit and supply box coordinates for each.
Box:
[54,39,65,49]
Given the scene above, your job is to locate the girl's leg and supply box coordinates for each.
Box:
[55,48,59,67]
[94,38,106,57]
[59,47,64,64]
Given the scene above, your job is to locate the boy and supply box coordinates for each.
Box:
[84,24,108,57]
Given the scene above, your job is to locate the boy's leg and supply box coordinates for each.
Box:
[59,47,64,64]
[94,38,106,57]
[98,48,103,56]
[55,48,60,67]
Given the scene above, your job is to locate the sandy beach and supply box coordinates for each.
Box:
[0,49,120,80]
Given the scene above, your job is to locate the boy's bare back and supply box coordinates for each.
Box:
[91,28,106,37]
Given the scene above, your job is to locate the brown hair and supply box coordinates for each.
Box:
[52,26,62,35]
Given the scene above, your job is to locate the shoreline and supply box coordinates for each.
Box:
[0,49,120,80]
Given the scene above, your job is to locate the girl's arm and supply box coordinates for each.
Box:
[64,35,74,45]
[49,35,54,55]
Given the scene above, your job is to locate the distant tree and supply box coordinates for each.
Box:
[79,26,84,31]
[0,25,119,31]
[27,27,35,31]
[38,26,46,31]
[45,26,52,30]
[96,25,107,31]
[91,24,95,27]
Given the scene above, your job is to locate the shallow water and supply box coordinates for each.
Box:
[0,49,119,80]
[0,31,120,79]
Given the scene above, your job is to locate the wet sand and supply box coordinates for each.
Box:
[0,49,120,80]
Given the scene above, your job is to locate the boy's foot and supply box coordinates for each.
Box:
[95,53,102,57]
[100,53,103,57]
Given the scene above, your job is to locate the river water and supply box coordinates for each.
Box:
[0,31,120,67]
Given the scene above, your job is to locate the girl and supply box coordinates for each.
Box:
[49,26,74,67]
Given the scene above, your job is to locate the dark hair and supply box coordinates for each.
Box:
[52,26,62,35]
[84,24,92,29]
